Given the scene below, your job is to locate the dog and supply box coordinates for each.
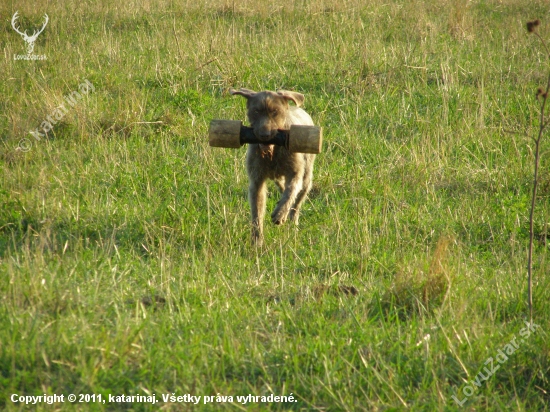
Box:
[230,88,316,246]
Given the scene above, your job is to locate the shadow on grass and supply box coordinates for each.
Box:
[0,197,205,259]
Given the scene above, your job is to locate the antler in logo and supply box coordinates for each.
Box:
[11,11,49,55]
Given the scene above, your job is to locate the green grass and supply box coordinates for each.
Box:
[1,0,549,410]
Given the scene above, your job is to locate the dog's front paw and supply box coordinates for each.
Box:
[288,208,300,225]
[271,208,288,225]
[251,231,264,247]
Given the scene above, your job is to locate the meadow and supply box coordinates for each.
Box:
[1,0,549,410]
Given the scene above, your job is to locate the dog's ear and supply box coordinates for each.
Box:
[230,88,257,99]
[277,90,305,107]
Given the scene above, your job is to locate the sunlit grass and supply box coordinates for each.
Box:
[1,0,549,410]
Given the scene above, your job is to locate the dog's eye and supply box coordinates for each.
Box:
[271,110,278,116]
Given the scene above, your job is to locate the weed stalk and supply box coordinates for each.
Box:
[526,19,548,323]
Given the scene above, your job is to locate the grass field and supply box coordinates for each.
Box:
[1,0,549,410]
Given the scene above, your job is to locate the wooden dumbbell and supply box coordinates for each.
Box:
[208,120,323,154]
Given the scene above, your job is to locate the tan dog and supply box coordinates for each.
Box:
[230,88,316,246]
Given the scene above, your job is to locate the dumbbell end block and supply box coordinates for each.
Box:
[209,119,242,148]
[288,125,323,154]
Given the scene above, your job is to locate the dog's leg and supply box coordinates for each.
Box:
[249,178,267,245]
[288,164,313,224]
[271,173,303,225]
[274,177,285,193]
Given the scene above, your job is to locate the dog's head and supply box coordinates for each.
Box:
[230,88,304,142]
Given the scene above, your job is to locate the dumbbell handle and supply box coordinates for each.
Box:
[239,125,288,147]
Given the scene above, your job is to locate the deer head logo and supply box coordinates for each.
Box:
[11,11,49,55]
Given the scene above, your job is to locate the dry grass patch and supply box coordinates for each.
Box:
[378,236,453,318]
